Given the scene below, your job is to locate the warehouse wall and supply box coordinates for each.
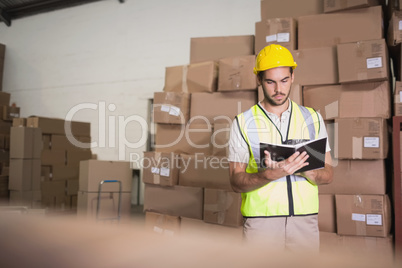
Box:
[0,0,259,164]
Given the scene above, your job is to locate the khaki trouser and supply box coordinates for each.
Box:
[243,215,319,253]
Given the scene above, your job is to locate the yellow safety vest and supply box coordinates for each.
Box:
[236,101,321,217]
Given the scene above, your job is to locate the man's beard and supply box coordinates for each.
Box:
[262,86,291,107]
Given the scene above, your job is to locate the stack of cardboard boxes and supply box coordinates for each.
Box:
[255,0,393,258]
[143,35,257,240]
[0,91,12,203]
[9,116,92,212]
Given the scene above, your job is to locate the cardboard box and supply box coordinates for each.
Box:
[190,91,257,124]
[217,55,257,91]
[337,39,389,83]
[211,122,231,156]
[187,61,218,93]
[12,118,26,127]
[0,92,10,106]
[255,17,296,53]
[203,188,242,227]
[144,184,204,220]
[260,0,323,20]
[10,127,43,159]
[335,194,391,237]
[142,151,179,186]
[298,6,383,49]
[338,81,390,119]
[79,160,131,192]
[27,116,91,137]
[319,159,387,195]
[319,231,394,263]
[179,154,231,190]
[145,212,181,236]
[303,84,342,120]
[318,194,337,233]
[336,235,394,265]
[76,191,132,222]
[163,65,188,93]
[292,46,338,86]
[9,159,41,191]
[2,106,20,121]
[190,35,254,63]
[303,81,391,120]
[387,10,402,46]
[41,150,66,166]
[66,150,92,167]
[334,117,389,159]
[155,122,212,155]
[153,92,190,124]
[324,0,380,13]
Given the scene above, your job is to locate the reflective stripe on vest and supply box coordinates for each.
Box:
[236,101,320,217]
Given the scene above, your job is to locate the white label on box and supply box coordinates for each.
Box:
[366,214,382,225]
[277,32,290,42]
[151,167,160,174]
[160,167,170,177]
[266,34,277,43]
[399,20,402,30]
[169,106,180,117]
[400,91,402,103]
[352,213,366,222]
[366,57,382,69]
[161,105,170,113]
[364,137,379,148]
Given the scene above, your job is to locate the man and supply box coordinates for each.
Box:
[228,44,333,252]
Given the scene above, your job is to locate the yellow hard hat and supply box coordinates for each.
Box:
[253,44,297,75]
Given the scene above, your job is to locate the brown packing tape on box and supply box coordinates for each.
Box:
[203,189,243,227]
[163,65,188,93]
[204,190,233,224]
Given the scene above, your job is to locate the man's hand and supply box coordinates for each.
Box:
[262,150,310,179]
[297,151,334,185]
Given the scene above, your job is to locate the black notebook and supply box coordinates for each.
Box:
[259,137,327,173]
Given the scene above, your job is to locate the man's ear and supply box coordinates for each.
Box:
[291,72,295,83]
[256,73,262,86]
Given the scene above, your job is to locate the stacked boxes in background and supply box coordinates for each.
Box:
[8,116,93,212]
[257,0,393,259]
[8,124,42,208]
[143,35,257,239]
[77,160,133,222]
[0,89,20,204]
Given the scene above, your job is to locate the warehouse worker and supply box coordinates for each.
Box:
[228,44,333,252]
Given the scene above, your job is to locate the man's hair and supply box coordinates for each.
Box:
[257,67,293,81]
